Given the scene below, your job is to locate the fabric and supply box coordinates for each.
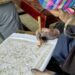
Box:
[52,23,75,65]
[39,0,75,14]
[0,2,22,39]
[62,46,75,75]
[0,33,4,44]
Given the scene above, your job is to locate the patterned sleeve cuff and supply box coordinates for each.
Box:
[64,8,75,14]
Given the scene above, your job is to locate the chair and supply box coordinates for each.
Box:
[19,0,58,28]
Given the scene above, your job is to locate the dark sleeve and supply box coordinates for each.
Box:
[62,46,75,75]
[54,22,65,33]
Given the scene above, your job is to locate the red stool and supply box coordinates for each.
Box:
[20,0,46,28]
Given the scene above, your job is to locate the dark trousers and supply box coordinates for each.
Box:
[46,23,75,75]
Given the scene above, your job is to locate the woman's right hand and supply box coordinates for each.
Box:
[36,28,60,46]
[36,28,60,41]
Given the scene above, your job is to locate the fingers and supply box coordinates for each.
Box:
[31,69,41,73]
[36,28,49,40]
[36,28,48,47]
[31,69,44,75]
[31,69,54,75]
[36,28,60,41]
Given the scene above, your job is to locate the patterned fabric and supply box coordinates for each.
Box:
[0,0,11,4]
[39,0,75,14]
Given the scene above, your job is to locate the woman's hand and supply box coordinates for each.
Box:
[36,28,60,46]
[36,28,60,41]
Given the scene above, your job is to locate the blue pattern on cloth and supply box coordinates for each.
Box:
[69,0,75,7]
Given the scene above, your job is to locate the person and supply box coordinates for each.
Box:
[32,0,75,75]
[0,0,22,41]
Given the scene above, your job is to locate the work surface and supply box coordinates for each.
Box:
[0,33,57,75]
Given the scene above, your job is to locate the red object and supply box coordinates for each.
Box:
[20,0,46,28]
